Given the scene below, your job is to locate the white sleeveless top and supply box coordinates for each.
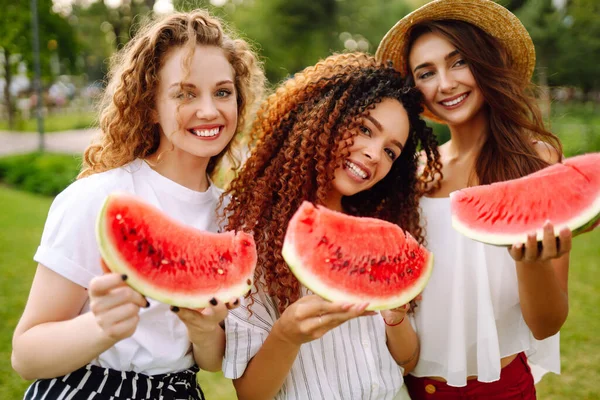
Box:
[410,196,560,387]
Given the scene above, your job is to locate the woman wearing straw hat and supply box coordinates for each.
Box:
[376,0,571,398]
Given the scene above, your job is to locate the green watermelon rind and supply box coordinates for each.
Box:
[450,190,600,246]
[282,236,434,311]
[95,192,254,308]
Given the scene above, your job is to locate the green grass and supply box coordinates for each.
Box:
[1,185,599,399]
[0,111,97,133]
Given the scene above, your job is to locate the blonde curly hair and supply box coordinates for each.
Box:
[80,9,265,178]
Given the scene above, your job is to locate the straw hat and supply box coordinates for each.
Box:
[375,0,536,121]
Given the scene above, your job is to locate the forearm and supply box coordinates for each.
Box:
[12,312,116,380]
[517,258,569,340]
[190,327,226,372]
[234,322,300,400]
[385,319,420,374]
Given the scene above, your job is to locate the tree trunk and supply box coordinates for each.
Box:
[3,48,15,130]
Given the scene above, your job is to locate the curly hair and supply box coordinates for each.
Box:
[224,52,441,313]
[79,9,265,178]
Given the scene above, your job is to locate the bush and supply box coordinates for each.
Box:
[0,153,81,196]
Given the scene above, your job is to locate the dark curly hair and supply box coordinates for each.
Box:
[224,52,441,313]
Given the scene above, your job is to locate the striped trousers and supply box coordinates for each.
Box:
[23,364,205,400]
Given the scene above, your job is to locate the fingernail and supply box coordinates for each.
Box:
[121,274,128,281]
[209,298,218,306]
[170,306,179,313]
[145,299,151,308]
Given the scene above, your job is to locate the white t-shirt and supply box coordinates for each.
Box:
[34,159,224,375]
[410,196,560,387]
[223,287,407,400]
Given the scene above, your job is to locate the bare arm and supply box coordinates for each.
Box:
[233,322,301,400]
[233,295,372,400]
[512,225,570,340]
[173,301,237,372]
[12,265,146,380]
[382,307,420,374]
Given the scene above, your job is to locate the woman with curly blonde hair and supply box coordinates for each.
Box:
[222,52,441,400]
[12,10,264,400]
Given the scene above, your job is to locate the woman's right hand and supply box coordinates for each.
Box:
[88,273,148,343]
[272,295,375,345]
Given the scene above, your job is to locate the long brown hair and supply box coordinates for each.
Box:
[224,53,441,313]
[405,20,563,185]
[79,10,265,178]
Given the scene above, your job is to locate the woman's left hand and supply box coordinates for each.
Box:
[380,303,410,326]
[172,297,239,341]
[509,221,572,263]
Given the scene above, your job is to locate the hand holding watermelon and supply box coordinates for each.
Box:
[88,273,149,343]
[508,221,572,263]
[171,297,239,341]
[272,295,376,345]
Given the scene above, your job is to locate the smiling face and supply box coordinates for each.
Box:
[329,98,410,203]
[408,31,486,126]
[153,44,238,162]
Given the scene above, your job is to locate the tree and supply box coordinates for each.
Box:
[0,0,78,129]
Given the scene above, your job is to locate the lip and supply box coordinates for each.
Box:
[438,92,469,109]
[344,159,372,182]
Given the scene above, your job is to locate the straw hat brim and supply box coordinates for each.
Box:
[375,0,535,123]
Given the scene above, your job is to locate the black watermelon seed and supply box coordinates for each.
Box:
[359,267,365,274]
[246,279,252,285]
[370,259,376,266]
[343,260,349,267]
[129,228,137,235]
[180,259,186,265]
[148,246,155,255]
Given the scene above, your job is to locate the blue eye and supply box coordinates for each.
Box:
[418,71,434,80]
[216,89,232,98]
[175,91,194,100]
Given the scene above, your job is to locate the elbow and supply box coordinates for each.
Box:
[530,313,568,340]
[11,351,35,381]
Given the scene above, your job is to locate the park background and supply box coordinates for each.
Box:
[0,0,599,399]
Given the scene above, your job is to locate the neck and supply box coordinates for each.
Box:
[445,107,489,161]
[145,148,210,192]
[322,193,343,213]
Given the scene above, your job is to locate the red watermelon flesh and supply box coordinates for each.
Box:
[282,202,433,310]
[450,153,600,245]
[96,192,256,308]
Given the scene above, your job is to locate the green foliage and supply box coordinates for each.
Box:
[551,102,600,157]
[0,152,81,196]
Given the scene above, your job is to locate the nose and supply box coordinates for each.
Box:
[438,71,457,93]
[195,95,219,120]
[363,143,381,164]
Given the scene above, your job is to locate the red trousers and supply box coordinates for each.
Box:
[404,352,537,399]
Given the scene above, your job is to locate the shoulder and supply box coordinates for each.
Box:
[532,140,562,165]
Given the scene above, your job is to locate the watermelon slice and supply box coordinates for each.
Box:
[96,192,256,308]
[450,153,600,246]
[282,202,433,311]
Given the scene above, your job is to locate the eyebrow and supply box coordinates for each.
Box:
[365,114,404,150]
[168,80,234,89]
[413,50,460,73]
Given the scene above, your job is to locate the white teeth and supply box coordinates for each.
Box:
[441,94,467,106]
[345,160,368,179]
[191,127,220,137]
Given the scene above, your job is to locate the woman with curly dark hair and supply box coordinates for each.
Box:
[222,52,441,400]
